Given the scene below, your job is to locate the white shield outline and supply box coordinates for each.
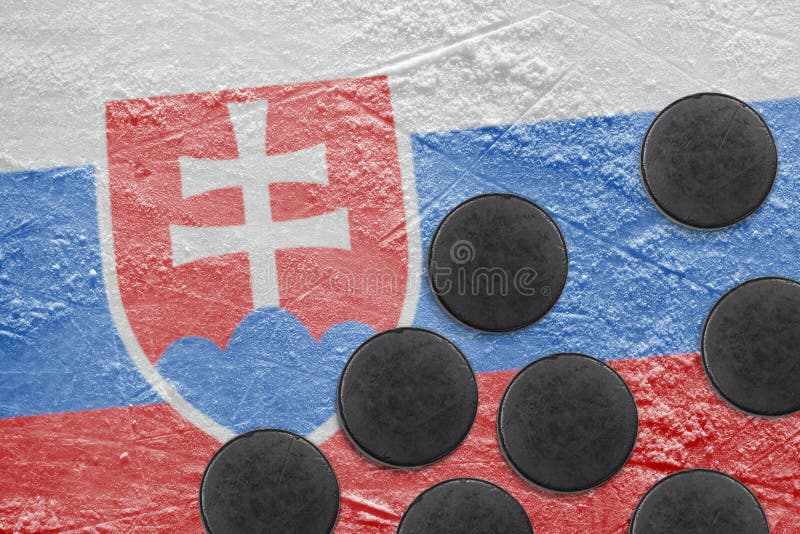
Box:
[96,85,422,445]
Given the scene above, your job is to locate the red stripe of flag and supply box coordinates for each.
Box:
[1,354,798,532]
[0,404,217,532]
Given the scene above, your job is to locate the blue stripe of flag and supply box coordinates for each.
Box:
[0,166,159,418]
[410,97,800,372]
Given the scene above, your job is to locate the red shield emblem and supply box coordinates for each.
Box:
[105,76,411,364]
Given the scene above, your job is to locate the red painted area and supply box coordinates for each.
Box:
[0,404,218,533]
[105,76,408,361]
[322,353,800,533]
[1,354,796,532]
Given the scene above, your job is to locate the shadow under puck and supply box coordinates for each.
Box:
[702,276,800,416]
[427,193,568,332]
[498,353,638,492]
[398,478,533,534]
[630,469,768,534]
[200,429,339,534]
[337,328,478,468]
[641,93,777,229]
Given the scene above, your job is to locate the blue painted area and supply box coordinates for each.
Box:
[409,97,800,373]
[157,307,373,435]
[0,166,159,418]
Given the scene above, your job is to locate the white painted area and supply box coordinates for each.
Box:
[307,413,341,446]
[1,1,798,173]
[395,130,423,329]
[171,100,350,308]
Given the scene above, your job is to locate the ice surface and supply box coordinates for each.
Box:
[1,0,799,172]
[1,1,799,532]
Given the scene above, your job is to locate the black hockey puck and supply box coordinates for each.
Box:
[702,276,800,416]
[397,478,533,534]
[337,328,478,467]
[641,93,777,229]
[498,353,638,492]
[199,429,339,534]
[629,469,769,534]
[427,193,568,332]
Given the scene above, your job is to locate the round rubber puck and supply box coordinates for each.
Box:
[199,429,339,534]
[427,193,568,332]
[630,469,769,534]
[337,328,478,467]
[641,93,777,229]
[498,353,638,492]
[397,478,533,534]
[702,276,800,416]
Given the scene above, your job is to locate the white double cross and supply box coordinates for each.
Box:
[170,100,351,308]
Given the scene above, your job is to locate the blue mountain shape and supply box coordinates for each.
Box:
[156,307,374,435]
